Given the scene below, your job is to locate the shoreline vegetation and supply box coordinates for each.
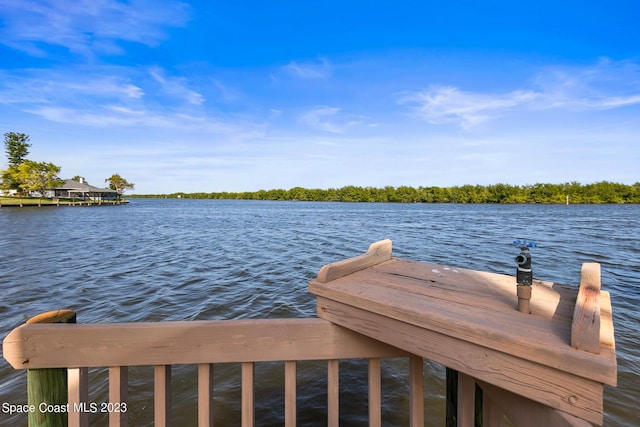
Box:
[131,181,640,204]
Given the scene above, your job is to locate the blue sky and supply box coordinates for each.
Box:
[0,0,639,194]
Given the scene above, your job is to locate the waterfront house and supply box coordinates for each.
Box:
[50,178,118,201]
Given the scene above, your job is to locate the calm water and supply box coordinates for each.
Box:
[0,200,638,426]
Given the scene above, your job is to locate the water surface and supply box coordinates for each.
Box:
[1,200,638,425]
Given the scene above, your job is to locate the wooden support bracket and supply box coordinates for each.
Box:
[571,263,602,354]
[316,239,393,283]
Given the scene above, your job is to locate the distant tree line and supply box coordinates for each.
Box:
[133,181,640,204]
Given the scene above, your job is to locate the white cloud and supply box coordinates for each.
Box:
[0,0,190,56]
[298,106,377,134]
[299,107,342,133]
[400,86,540,128]
[0,70,144,104]
[149,68,205,105]
[24,104,256,135]
[282,58,331,79]
[401,58,640,128]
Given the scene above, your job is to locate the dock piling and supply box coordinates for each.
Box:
[26,310,76,427]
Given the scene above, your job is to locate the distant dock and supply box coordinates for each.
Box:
[0,197,128,207]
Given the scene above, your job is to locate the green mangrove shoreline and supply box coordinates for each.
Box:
[131,181,640,204]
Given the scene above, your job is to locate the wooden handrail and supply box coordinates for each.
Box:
[3,317,421,427]
[3,318,407,369]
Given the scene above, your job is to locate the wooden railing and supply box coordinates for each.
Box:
[3,317,426,427]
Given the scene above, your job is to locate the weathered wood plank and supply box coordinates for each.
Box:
[68,367,89,427]
[310,263,616,386]
[482,390,504,427]
[478,381,594,427]
[457,373,475,427]
[284,361,296,427]
[2,318,409,370]
[327,359,339,427]
[360,259,578,320]
[154,365,171,427]
[316,239,392,283]
[409,356,424,427]
[316,297,605,425]
[600,291,615,349]
[197,364,213,427]
[571,263,601,353]
[242,362,254,427]
[109,366,128,427]
[368,358,381,427]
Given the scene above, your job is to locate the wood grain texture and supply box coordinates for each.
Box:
[3,318,408,369]
[457,373,475,427]
[478,380,593,427]
[315,297,605,425]
[109,366,128,427]
[284,361,296,427]
[368,358,381,427]
[571,263,602,353]
[327,360,339,427]
[68,367,89,427]
[316,239,392,283]
[409,356,424,427]
[309,259,616,386]
[154,365,171,427]
[242,362,254,427]
[197,364,213,427]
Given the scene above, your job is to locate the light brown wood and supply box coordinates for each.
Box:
[198,364,213,427]
[316,239,392,283]
[478,381,593,427]
[284,361,296,427]
[2,318,408,369]
[571,263,602,353]
[309,259,616,386]
[327,359,339,427]
[368,358,381,427]
[109,366,128,427]
[242,362,254,427]
[457,372,475,427]
[68,367,89,427]
[409,355,424,427]
[154,365,171,427]
[600,291,615,348]
[482,391,505,427]
[315,297,605,425]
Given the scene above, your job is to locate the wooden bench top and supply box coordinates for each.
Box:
[309,240,617,425]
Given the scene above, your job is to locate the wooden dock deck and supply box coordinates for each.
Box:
[3,239,616,426]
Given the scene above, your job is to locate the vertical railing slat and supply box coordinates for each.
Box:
[154,365,172,427]
[68,367,89,427]
[368,358,382,427]
[109,366,128,427]
[457,372,475,427]
[242,362,254,427]
[285,361,297,427]
[409,356,424,427]
[198,363,214,427]
[327,359,339,427]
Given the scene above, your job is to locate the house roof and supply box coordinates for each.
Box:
[55,179,118,194]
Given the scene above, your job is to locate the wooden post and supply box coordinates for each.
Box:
[446,368,483,427]
[446,368,458,427]
[26,310,76,427]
